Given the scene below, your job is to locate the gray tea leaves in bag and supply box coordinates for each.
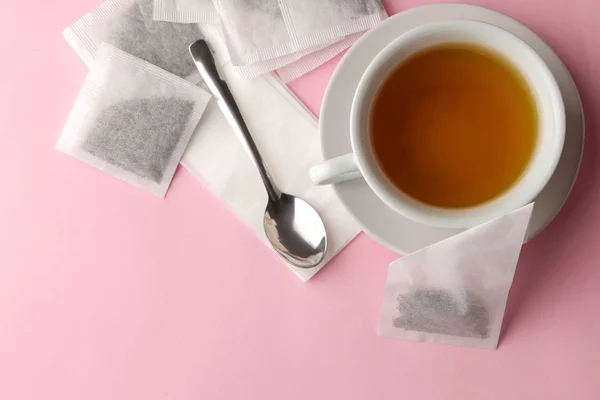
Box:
[83,98,194,184]
[110,0,201,78]
[64,0,203,81]
[393,289,490,339]
[56,44,211,197]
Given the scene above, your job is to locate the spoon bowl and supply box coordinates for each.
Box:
[264,193,327,268]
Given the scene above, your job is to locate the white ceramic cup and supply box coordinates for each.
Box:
[310,20,565,229]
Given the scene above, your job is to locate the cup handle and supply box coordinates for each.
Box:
[310,154,363,185]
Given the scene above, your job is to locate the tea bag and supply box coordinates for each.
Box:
[56,43,211,197]
[378,204,534,349]
[153,0,219,24]
[213,0,386,66]
[63,0,203,82]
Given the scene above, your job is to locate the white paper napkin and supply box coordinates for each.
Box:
[378,203,534,349]
[182,61,361,282]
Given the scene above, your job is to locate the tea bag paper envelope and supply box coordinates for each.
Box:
[378,203,534,349]
[181,63,361,282]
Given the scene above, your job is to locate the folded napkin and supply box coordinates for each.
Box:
[182,60,361,282]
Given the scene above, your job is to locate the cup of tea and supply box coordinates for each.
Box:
[310,20,565,228]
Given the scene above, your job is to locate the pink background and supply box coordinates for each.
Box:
[1,0,599,399]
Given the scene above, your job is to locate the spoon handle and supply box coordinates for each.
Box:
[189,40,281,202]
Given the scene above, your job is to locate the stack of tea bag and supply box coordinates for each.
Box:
[153,0,387,81]
[58,0,388,198]
[59,0,211,197]
[57,0,372,279]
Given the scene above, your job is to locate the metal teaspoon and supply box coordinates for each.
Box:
[189,40,328,269]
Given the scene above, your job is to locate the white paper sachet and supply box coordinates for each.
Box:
[153,0,219,24]
[182,64,361,282]
[57,43,211,197]
[378,203,534,349]
[63,0,204,82]
[213,0,386,66]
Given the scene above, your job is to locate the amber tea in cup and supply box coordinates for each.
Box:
[370,43,538,208]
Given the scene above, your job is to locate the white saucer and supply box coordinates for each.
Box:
[320,3,584,255]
